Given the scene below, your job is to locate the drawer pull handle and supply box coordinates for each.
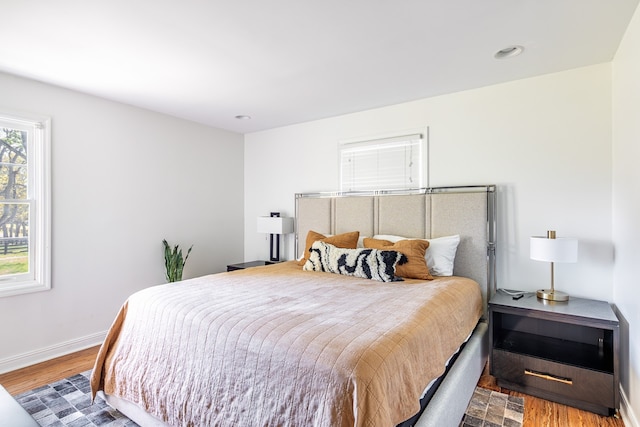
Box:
[524,369,573,385]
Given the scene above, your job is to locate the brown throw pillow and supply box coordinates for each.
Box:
[363,238,433,280]
[297,230,360,266]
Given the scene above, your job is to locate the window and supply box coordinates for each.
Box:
[339,133,424,192]
[0,112,51,297]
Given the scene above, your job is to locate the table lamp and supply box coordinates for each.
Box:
[530,230,578,302]
[257,212,294,262]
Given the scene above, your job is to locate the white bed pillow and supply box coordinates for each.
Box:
[373,234,460,276]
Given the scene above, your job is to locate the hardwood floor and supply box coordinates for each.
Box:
[0,346,100,395]
[0,348,626,427]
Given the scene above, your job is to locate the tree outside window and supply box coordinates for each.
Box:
[0,127,29,276]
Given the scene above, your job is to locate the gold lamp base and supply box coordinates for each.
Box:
[536,288,569,302]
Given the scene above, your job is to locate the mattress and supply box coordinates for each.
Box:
[91,261,483,427]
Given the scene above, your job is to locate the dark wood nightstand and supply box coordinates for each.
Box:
[226,260,274,272]
[489,290,619,416]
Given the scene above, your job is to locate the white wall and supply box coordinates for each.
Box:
[613,3,640,426]
[246,60,640,422]
[0,72,244,371]
[245,64,613,302]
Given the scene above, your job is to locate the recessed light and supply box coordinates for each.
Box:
[235,115,252,120]
[494,45,524,59]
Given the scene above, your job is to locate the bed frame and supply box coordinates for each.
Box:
[102,185,497,427]
[295,185,497,427]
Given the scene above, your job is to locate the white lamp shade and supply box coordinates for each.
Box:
[530,236,578,263]
[257,216,294,234]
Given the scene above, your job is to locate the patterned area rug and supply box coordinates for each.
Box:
[15,370,136,426]
[15,371,523,426]
[460,387,525,427]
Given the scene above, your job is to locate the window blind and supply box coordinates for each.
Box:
[340,133,423,192]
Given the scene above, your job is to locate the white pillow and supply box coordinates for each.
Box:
[425,235,460,276]
[373,234,460,276]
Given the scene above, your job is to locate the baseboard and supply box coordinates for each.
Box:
[0,331,106,374]
[621,385,639,427]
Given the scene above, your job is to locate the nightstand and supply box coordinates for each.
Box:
[489,291,619,416]
[226,260,274,272]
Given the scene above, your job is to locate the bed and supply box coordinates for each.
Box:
[90,185,497,427]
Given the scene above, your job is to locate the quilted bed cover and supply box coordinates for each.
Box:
[91,261,482,427]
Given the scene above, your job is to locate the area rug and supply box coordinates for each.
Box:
[15,370,136,426]
[460,387,525,427]
[15,371,523,426]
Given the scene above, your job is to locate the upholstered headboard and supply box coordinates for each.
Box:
[295,185,497,310]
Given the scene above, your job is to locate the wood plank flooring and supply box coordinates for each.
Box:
[0,347,627,427]
[0,346,100,395]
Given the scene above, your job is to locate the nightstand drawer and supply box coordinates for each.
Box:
[493,349,615,408]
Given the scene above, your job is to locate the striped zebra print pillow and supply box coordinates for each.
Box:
[303,241,407,282]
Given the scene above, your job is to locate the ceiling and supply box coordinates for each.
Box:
[1,1,638,134]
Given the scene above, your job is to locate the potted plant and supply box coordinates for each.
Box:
[163,239,193,282]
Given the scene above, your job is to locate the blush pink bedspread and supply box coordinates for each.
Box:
[91,261,482,427]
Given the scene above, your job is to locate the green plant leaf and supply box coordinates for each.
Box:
[162,239,193,282]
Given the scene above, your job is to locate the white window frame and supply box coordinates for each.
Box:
[0,111,51,297]
[339,133,425,192]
